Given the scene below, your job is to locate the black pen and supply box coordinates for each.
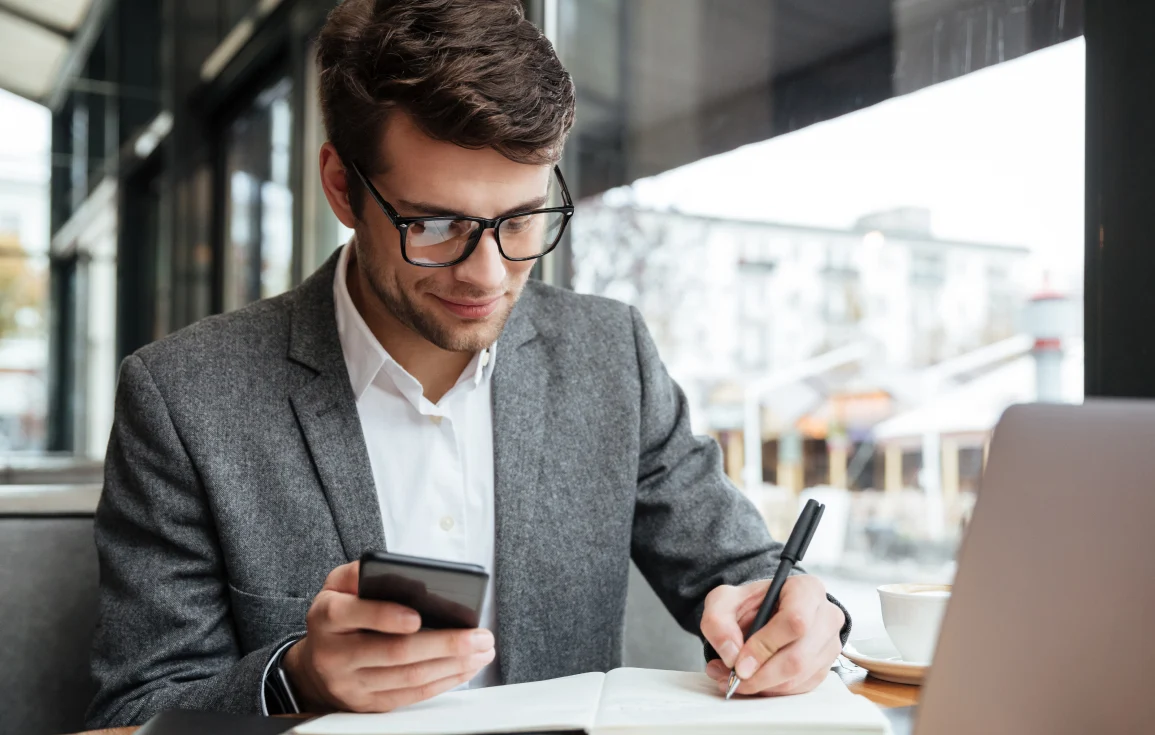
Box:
[726,498,825,700]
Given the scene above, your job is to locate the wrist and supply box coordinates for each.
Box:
[282,637,330,713]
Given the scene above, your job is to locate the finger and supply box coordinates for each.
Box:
[738,602,843,694]
[367,628,495,667]
[316,592,422,635]
[701,583,764,668]
[356,649,496,693]
[759,663,831,697]
[756,634,842,696]
[360,668,481,713]
[705,659,729,681]
[323,561,361,594]
[734,576,825,679]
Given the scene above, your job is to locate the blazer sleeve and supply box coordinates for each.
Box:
[85,354,299,728]
[625,306,852,650]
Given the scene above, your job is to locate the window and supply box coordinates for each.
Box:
[554,0,1084,637]
[0,90,50,454]
[224,76,294,312]
[301,41,354,276]
[0,212,19,236]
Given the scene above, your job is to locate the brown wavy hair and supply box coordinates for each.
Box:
[316,0,576,216]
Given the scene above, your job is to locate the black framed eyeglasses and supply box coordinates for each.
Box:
[349,162,575,268]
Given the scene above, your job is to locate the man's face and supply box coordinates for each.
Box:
[340,114,550,353]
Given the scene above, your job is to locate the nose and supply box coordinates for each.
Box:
[453,228,507,292]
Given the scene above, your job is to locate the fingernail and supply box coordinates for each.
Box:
[720,641,740,667]
[736,656,758,680]
[403,611,421,628]
[705,660,725,680]
[472,629,495,650]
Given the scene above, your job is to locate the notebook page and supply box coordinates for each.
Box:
[592,669,889,735]
[293,672,604,735]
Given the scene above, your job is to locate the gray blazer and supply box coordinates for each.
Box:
[87,248,849,728]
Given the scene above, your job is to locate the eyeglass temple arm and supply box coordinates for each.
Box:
[350,162,403,223]
[554,165,574,206]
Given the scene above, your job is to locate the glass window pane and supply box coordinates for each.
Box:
[0,89,50,454]
[302,42,353,275]
[224,76,294,312]
[558,0,1084,639]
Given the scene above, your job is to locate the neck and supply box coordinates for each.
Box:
[346,250,474,404]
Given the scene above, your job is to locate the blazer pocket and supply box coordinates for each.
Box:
[227,583,311,654]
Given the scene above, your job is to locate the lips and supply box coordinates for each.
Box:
[434,295,501,319]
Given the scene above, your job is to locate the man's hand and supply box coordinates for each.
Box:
[700,575,844,697]
[282,562,495,712]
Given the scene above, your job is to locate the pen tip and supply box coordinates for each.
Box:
[725,671,739,700]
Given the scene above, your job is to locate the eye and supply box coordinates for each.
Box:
[448,220,473,235]
[504,215,532,232]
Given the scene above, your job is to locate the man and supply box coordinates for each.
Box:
[87,0,850,727]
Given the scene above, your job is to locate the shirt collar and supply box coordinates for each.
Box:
[332,243,497,402]
[467,342,497,388]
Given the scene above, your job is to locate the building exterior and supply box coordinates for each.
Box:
[572,200,1039,495]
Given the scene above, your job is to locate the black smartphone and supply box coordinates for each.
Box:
[357,550,489,629]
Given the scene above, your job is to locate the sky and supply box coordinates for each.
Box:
[613,38,1086,292]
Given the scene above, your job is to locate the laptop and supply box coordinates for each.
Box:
[889,400,1155,734]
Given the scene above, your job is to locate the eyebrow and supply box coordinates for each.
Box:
[395,194,550,219]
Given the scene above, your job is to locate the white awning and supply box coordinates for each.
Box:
[0,0,93,102]
[873,342,1085,442]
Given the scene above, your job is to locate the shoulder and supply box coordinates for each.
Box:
[131,291,295,389]
[517,281,653,382]
[521,279,638,343]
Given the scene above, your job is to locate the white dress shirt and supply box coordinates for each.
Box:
[332,243,499,689]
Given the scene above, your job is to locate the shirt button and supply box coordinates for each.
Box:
[430,415,443,426]
[440,516,455,531]
[480,350,490,367]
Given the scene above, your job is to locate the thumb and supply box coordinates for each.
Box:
[700,584,755,668]
[322,560,360,594]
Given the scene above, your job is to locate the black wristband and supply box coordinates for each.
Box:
[264,640,302,715]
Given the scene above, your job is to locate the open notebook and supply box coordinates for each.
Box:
[293,668,890,735]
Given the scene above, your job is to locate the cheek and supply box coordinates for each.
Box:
[356,225,405,279]
[357,217,403,260]
[506,260,536,287]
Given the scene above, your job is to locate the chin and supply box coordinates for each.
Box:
[424,307,510,352]
[441,325,500,352]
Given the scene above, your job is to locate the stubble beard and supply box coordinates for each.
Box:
[355,242,522,353]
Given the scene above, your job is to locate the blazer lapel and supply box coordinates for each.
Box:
[491,289,548,683]
[287,249,386,562]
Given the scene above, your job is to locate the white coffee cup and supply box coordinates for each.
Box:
[877,583,952,664]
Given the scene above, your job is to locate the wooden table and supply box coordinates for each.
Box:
[74,668,919,735]
[838,663,921,709]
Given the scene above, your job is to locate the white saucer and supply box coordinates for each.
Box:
[842,637,928,685]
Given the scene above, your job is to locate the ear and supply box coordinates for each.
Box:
[319,142,358,229]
